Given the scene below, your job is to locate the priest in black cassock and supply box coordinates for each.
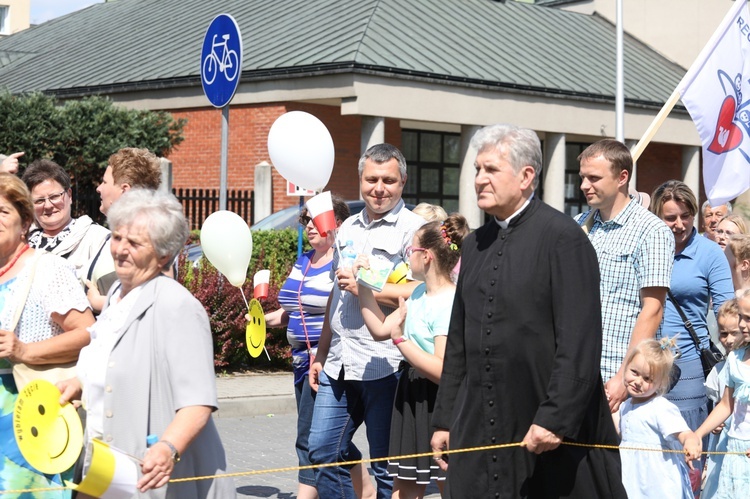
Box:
[431,124,626,498]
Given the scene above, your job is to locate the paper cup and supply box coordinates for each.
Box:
[253,269,271,299]
[306,191,337,236]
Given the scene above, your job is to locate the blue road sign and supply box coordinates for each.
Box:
[201,14,243,108]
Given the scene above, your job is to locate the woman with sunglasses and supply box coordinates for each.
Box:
[21,159,114,310]
[263,195,375,499]
[354,213,469,499]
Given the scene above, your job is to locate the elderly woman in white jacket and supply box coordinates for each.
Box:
[59,189,233,498]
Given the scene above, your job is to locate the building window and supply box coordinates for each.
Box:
[0,6,9,35]
[564,142,591,217]
[401,130,460,214]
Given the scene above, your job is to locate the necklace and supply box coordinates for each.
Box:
[0,244,30,279]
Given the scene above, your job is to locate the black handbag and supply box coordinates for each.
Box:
[668,291,724,378]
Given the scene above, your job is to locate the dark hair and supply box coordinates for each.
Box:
[649,180,698,218]
[357,143,407,179]
[416,213,470,277]
[578,139,632,177]
[0,173,35,238]
[21,159,71,191]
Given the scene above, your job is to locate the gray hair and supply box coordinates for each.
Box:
[107,188,189,264]
[357,143,408,179]
[702,200,733,214]
[470,124,543,189]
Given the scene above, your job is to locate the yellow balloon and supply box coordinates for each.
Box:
[246,299,267,358]
[14,379,83,475]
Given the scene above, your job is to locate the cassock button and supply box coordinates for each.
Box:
[490,418,495,425]
[494,474,498,480]
[497,251,502,256]
[496,493,500,498]
[485,364,491,372]
[493,265,498,270]
[487,312,493,318]
[485,348,490,355]
[492,455,497,462]
[501,235,506,240]
[486,329,491,335]
[489,400,494,406]
[488,296,494,302]
[491,436,496,443]
[490,280,496,286]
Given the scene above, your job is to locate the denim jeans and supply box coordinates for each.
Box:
[308,369,398,499]
[294,375,317,486]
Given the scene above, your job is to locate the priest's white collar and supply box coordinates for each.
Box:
[494,194,534,229]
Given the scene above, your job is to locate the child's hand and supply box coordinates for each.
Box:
[352,255,370,276]
[682,435,702,466]
[390,296,408,340]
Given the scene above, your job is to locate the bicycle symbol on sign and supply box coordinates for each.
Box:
[202,33,239,85]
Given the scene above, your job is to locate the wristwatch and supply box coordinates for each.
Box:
[159,440,181,463]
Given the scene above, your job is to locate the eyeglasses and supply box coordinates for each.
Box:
[715,228,737,237]
[298,214,312,226]
[405,245,427,257]
[32,190,67,207]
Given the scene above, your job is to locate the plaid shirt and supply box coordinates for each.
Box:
[577,198,674,381]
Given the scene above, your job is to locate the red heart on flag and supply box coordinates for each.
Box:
[708,96,743,154]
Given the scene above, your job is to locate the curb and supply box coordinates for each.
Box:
[216,394,297,418]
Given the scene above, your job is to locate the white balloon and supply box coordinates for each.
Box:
[200,211,253,287]
[267,111,335,191]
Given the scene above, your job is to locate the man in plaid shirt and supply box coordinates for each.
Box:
[576,139,673,413]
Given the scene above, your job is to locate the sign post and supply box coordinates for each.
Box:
[201,14,243,211]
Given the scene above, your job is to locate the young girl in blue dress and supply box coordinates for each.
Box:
[696,289,750,498]
[354,214,469,499]
[616,337,702,499]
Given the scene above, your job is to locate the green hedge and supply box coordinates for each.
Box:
[178,229,311,372]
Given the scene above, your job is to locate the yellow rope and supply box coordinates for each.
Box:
[1,440,746,495]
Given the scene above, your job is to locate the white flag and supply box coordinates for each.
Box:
[678,0,750,206]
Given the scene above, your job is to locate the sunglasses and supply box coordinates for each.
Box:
[299,214,312,226]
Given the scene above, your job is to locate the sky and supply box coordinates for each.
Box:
[30,0,104,25]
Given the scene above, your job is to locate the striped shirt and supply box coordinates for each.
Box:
[577,198,674,381]
[277,250,333,384]
[325,200,426,381]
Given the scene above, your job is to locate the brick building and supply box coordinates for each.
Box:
[0,0,720,227]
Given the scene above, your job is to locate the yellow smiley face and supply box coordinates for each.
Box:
[246,299,267,358]
[14,379,83,474]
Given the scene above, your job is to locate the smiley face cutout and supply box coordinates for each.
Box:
[246,298,267,358]
[14,379,83,474]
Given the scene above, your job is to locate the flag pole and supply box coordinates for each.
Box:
[629,88,682,162]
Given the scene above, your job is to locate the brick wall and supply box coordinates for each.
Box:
[165,103,404,216]
[634,142,683,196]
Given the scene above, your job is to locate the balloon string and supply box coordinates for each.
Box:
[242,287,271,361]
[334,229,344,264]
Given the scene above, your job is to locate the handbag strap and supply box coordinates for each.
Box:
[297,258,314,359]
[667,290,702,350]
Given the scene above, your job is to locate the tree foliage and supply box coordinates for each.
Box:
[0,92,186,194]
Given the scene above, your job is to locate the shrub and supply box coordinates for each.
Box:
[178,228,312,372]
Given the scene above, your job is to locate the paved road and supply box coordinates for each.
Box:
[215,412,441,498]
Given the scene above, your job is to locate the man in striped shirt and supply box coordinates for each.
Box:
[308,143,425,499]
[576,139,673,413]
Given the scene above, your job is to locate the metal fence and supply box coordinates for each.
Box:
[173,188,254,230]
[71,185,254,230]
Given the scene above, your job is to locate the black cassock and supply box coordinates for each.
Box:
[433,198,626,498]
